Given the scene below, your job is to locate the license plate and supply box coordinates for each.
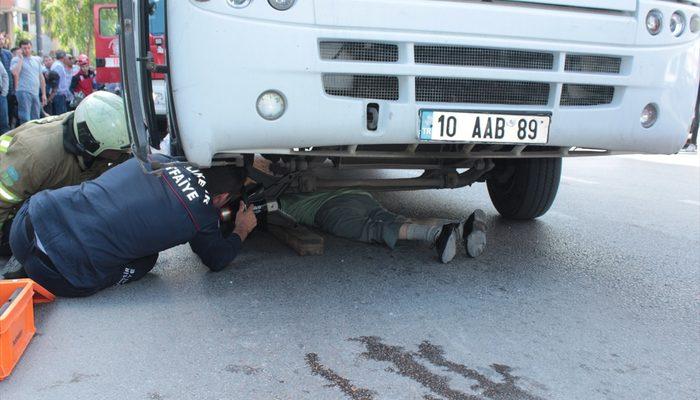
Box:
[419,110,551,144]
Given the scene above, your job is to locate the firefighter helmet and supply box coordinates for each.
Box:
[73,91,130,156]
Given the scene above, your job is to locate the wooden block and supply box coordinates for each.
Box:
[269,224,324,256]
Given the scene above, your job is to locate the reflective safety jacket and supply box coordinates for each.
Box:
[0,113,110,239]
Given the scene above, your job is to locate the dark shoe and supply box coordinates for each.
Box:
[1,256,27,279]
[435,223,460,264]
[463,209,488,258]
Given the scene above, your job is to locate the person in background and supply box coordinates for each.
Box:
[7,48,19,128]
[682,85,699,153]
[41,56,52,74]
[66,54,80,76]
[0,41,13,133]
[10,40,46,124]
[71,54,98,101]
[43,66,60,116]
[0,56,8,133]
[49,50,70,115]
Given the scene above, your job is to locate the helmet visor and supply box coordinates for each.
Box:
[76,121,101,154]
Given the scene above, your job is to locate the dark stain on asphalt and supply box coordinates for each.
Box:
[305,353,376,400]
[350,336,481,400]
[305,337,547,400]
[224,364,262,375]
[417,341,545,400]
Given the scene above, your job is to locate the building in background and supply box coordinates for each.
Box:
[0,0,54,53]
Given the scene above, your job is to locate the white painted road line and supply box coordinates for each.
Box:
[680,199,700,207]
[562,176,599,185]
[618,154,700,168]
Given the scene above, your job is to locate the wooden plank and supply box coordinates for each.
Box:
[268,224,324,256]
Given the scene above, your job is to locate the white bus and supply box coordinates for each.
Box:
[119,0,700,219]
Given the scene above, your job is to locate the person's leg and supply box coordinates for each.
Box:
[8,94,18,128]
[0,216,13,257]
[0,95,9,134]
[30,94,41,121]
[315,194,407,248]
[110,253,160,286]
[15,91,30,125]
[316,194,463,263]
[52,93,66,115]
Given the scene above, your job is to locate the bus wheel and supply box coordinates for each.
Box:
[486,158,562,220]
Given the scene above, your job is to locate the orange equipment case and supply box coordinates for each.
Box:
[0,279,54,380]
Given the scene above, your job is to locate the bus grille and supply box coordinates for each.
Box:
[416,78,550,106]
[415,45,554,70]
[565,55,622,74]
[560,84,615,106]
[323,74,399,100]
[320,41,399,63]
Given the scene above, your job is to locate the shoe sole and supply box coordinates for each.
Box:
[440,229,458,264]
[464,210,487,258]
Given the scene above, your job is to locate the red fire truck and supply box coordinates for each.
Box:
[94,2,168,116]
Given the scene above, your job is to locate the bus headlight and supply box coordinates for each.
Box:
[257,91,287,121]
[227,0,252,8]
[670,12,686,37]
[689,14,699,33]
[641,104,658,129]
[268,0,296,10]
[646,10,663,36]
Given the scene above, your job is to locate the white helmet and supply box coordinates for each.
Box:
[73,91,130,156]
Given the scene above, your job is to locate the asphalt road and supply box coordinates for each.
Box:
[1,154,698,400]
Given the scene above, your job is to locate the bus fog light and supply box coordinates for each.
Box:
[646,10,663,35]
[257,91,287,121]
[268,0,296,10]
[670,12,686,37]
[641,104,658,128]
[690,14,700,33]
[227,0,252,8]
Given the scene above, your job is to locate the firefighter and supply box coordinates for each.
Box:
[0,91,130,257]
[3,154,257,297]
[70,54,98,106]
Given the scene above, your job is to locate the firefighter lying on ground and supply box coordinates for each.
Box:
[253,157,488,263]
[1,154,258,297]
[0,91,131,257]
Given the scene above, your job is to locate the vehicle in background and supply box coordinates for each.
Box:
[118,0,700,220]
[96,1,168,141]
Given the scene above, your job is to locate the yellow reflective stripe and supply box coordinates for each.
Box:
[0,183,21,203]
[0,135,12,153]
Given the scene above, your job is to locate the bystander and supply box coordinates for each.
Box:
[50,50,71,115]
[10,40,46,124]
[0,36,11,134]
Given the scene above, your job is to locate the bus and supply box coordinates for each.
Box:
[118,0,700,220]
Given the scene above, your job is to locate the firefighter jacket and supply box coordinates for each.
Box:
[28,154,242,290]
[0,113,111,239]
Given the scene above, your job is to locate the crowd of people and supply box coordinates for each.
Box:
[0,33,99,135]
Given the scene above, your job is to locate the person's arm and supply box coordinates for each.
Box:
[40,68,46,106]
[10,57,20,90]
[189,202,257,271]
[70,74,79,93]
[0,64,8,97]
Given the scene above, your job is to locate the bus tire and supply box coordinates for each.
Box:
[486,158,562,220]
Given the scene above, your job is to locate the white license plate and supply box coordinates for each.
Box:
[419,110,551,144]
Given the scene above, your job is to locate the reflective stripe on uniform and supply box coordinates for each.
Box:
[0,182,21,203]
[0,135,12,153]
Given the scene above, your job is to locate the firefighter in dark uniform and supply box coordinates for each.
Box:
[5,154,257,297]
[0,91,130,256]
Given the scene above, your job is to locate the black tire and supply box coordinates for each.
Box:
[486,158,562,220]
